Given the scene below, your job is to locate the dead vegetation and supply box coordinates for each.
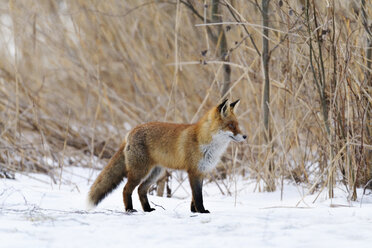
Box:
[0,0,370,200]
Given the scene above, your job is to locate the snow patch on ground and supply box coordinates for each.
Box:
[1,167,372,248]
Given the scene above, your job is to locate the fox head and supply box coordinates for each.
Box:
[208,99,247,142]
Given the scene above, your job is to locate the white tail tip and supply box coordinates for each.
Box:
[86,197,96,211]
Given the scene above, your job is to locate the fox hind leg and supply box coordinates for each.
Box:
[138,166,165,212]
[123,168,151,212]
[123,176,141,212]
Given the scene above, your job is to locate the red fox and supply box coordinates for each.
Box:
[87,99,246,213]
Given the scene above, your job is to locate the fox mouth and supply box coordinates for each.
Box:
[229,135,240,142]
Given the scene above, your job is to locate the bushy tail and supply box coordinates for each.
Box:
[87,141,127,209]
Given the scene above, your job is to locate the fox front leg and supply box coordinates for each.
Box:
[190,201,197,213]
[188,173,209,214]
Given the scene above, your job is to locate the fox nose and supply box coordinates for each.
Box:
[243,135,247,139]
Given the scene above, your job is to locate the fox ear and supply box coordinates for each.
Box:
[230,99,240,113]
[218,99,229,118]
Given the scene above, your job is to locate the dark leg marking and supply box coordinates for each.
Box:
[188,173,210,214]
[123,176,142,212]
[191,201,197,213]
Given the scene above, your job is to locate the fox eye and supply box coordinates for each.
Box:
[228,123,234,129]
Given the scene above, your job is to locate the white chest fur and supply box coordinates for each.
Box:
[198,131,232,172]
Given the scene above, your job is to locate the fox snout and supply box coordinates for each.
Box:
[229,133,247,142]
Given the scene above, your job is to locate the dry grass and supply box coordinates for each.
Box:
[0,0,370,199]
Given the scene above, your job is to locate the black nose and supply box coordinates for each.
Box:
[243,135,247,139]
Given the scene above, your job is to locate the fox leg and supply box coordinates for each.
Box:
[190,201,197,213]
[138,166,165,212]
[123,168,150,212]
[188,172,209,213]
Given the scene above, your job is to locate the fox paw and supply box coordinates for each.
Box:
[126,209,138,213]
[144,207,156,212]
[191,208,210,213]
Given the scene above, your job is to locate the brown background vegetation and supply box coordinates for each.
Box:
[0,0,370,200]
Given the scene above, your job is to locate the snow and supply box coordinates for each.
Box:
[1,167,372,248]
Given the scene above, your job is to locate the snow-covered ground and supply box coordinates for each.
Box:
[1,167,372,248]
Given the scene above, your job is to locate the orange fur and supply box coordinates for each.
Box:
[87,99,246,213]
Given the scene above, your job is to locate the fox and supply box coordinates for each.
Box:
[87,99,247,213]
